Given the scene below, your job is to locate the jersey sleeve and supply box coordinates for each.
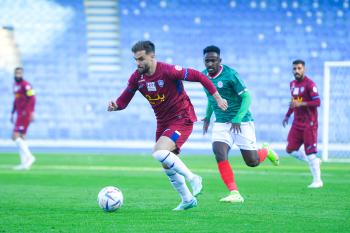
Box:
[168,65,217,95]
[25,83,36,112]
[115,73,138,110]
[306,81,321,107]
[229,71,247,95]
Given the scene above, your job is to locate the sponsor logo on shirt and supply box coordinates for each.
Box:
[300,87,304,93]
[158,80,164,88]
[146,82,157,91]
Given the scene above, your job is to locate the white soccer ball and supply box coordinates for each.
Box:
[97,186,124,212]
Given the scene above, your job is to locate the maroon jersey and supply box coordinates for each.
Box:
[285,76,320,128]
[13,79,36,114]
[116,62,217,124]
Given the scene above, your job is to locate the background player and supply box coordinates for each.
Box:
[202,45,279,203]
[282,60,322,188]
[11,67,36,170]
[107,41,228,210]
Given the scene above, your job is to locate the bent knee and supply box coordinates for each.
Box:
[246,159,260,167]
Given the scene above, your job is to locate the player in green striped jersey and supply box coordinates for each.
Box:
[202,45,279,203]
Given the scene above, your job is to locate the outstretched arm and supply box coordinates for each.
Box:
[108,75,138,111]
[108,87,136,111]
[172,67,228,111]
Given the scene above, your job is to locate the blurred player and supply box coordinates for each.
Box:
[202,45,279,203]
[107,41,228,210]
[282,60,322,188]
[11,67,36,170]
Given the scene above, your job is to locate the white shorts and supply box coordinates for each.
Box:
[211,121,257,150]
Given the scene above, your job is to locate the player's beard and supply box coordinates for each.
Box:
[294,73,304,81]
[14,76,23,83]
[137,64,150,75]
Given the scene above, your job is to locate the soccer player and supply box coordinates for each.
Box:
[202,45,279,203]
[107,41,228,210]
[282,60,322,188]
[11,67,36,170]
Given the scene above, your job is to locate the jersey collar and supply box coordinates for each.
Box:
[208,65,223,79]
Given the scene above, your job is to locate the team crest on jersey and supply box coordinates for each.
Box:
[174,65,182,71]
[158,80,164,88]
[217,81,223,88]
[313,86,318,93]
[146,82,157,91]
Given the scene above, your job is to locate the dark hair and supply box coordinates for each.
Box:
[203,45,220,55]
[131,40,155,54]
[292,59,305,66]
[14,67,23,72]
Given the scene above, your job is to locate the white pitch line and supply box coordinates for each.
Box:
[0,164,334,177]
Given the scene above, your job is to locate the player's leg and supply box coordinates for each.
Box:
[304,126,322,188]
[286,126,304,161]
[12,116,35,170]
[153,122,198,210]
[211,123,243,203]
[236,122,279,167]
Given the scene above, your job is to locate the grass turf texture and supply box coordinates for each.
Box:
[0,152,349,233]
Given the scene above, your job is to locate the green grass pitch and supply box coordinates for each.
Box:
[0,152,349,233]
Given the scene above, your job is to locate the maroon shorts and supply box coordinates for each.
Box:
[14,112,31,134]
[287,124,318,155]
[156,118,194,152]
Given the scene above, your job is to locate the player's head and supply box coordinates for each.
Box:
[203,45,222,76]
[292,59,305,81]
[14,67,23,82]
[132,40,156,74]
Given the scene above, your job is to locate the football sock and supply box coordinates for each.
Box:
[164,169,193,202]
[307,154,321,182]
[218,160,237,191]
[15,137,33,163]
[257,148,268,162]
[153,150,195,181]
[290,150,307,162]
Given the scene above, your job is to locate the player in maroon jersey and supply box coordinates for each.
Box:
[282,60,323,188]
[11,67,36,170]
[108,41,228,210]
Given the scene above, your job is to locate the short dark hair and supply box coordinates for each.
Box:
[203,45,220,55]
[15,67,23,71]
[292,59,305,66]
[131,40,155,54]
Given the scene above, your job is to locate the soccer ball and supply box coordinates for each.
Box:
[97,186,124,212]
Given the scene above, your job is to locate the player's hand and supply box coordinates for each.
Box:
[212,92,228,111]
[282,117,289,127]
[290,100,304,108]
[107,101,118,111]
[230,123,241,134]
[217,98,228,111]
[202,118,210,135]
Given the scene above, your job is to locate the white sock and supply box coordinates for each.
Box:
[164,169,193,202]
[307,154,321,182]
[15,138,34,163]
[153,150,195,181]
[290,150,307,162]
